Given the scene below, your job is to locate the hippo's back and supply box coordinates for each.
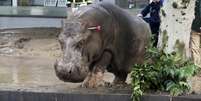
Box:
[98,3,151,72]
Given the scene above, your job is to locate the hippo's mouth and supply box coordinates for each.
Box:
[54,59,88,83]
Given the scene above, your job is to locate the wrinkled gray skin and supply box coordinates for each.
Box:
[54,2,151,88]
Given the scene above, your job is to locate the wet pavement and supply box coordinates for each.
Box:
[0,56,127,94]
[0,56,68,87]
[0,28,131,95]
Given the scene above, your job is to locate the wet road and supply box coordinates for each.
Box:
[0,56,124,94]
[0,28,130,94]
[0,56,66,86]
[0,56,84,93]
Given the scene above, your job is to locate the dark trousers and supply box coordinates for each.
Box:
[143,18,160,47]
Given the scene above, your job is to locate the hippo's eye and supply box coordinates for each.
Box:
[63,27,77,37]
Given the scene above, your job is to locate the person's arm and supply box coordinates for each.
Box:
[140,4,151,17]
[160,0,164,6]
[194,0,201,19]
[198,0,201,18]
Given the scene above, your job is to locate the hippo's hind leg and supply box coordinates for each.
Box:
[82,51,112,88]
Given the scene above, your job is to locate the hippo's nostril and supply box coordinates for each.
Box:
[69,70,72,74]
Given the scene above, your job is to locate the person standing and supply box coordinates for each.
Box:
[128,0,134,9]
[190,0,201,68]
[137,0,163,47]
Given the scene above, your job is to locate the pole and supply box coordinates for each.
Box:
[71,0,76,9]
[12,0,17,6]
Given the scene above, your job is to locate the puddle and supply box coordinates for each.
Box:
[0,56,65,86]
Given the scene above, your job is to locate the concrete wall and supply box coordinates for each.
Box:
[0,0,12,6]
[98,0,148,8]
[93,0,127,8]
[32,0,44,6]
[93,0,115,4]
[116,0,129,8]
[0,90,200,101]
[0,17,64,29]
[102,0,115,4]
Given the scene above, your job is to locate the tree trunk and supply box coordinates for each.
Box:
[158,0,195,58]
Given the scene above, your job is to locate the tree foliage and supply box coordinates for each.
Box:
[131,40,198,101]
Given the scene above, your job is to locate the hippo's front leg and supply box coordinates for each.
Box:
[82,51,112,88]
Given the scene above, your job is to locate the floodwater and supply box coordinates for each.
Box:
[0,28,81,92]
[0,56,81,93]
[0,56,82,93]
[0,56,62,86]
[0,28,130,94]
[0,56,120,94]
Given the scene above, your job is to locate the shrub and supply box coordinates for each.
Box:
[131,43,198,101]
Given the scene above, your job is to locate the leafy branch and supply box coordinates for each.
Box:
[131,40,198,101]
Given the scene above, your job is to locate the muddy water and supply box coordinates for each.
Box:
[0,56,61,85]
[0,56,114,86]
[0,28,80,92]
[0,28,131,94]
[0,56,118,93]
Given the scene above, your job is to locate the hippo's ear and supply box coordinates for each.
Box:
[87,25,101,32]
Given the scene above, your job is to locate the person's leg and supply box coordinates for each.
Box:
[143,18,160,47]
[143,18,154,34]
[143,18,151,24]
[190,30,201,68]
[151,22,160,47]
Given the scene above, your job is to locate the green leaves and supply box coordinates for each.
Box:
[131,44,198,101]
[166,81,190,96]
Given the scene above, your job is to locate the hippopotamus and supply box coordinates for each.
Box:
[54,2,151,88]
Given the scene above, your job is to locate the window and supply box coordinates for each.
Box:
[16,0,69,7]
[18,0,31,6]
[0,0,12,6]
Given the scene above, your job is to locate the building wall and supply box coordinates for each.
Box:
[0,17,63,29]
[0,0,148,8]
[93,0,127,8]
[115,0,148,8]
[32,0,44,6]
[0,0,44,6]
[134,0,148,8]
[93,0,115,4]
[101,0,148,8]
[102,0,115,4]
[0,0,12,6]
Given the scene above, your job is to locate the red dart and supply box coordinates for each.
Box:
[88,25,101,32]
